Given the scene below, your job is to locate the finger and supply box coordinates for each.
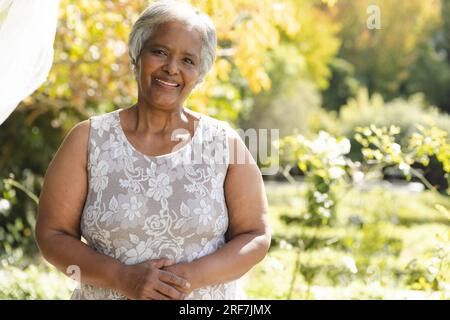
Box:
[159,270,191,289]
[156,281,186,300]
[149,290,170,300]
[147,258,175,269]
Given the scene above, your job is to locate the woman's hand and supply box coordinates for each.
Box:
[162,262,200,296]
[117,258,191,300]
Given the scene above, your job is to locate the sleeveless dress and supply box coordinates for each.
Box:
[71,108,245,300]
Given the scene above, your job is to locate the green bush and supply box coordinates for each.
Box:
[335,89,450,150]
[324,89,450,190]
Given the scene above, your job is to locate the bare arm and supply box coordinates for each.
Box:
[35,120,122,288]
[35,120,189,300]
[164,129,271,290]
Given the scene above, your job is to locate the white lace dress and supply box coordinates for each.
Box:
[71,108,245,300]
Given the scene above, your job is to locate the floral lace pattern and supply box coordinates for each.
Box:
[71,109,244,300]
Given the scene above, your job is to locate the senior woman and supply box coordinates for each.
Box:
[35,0,270,300]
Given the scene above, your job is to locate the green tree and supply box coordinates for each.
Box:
[327,0,440,103]
[405,0,450,113]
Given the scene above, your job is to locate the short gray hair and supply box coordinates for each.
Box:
[128,0,217,84]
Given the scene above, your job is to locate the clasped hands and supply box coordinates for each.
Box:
[117,258,196,300]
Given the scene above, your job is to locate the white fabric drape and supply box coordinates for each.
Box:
[0,0,60,126]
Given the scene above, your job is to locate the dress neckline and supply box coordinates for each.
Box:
[114,108,203,160]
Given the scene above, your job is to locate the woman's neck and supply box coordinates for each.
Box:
[129,103,189,135]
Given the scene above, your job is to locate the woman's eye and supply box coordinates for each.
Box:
[184,58,194,65]
[152,49,166,56]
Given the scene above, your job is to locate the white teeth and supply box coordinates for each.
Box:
[155,78,178,87]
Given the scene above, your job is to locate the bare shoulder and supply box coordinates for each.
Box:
[69,119,90,137]
[54,119,91,167]
[43,118,91,187]
[64,120,90,152]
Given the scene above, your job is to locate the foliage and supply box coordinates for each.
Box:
[273,122,450,297]
[1,174,42,257]
[336,89,450,140]
[277,132,351,226]
[276,121,450,231]
[327,88,450,190]
[239,78,324,138]
[405,39,450,114]
[354,124,450,193]
[321,57,360,112]
[327,0,450,114]
[0,254,74,299]
[242,183,450,299]
[237,0,340,136]
[405,0,450,113]
[329,0,441,101]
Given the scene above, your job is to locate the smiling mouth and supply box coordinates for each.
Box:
[154,77,180,88]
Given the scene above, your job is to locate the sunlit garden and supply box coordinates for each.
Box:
[1,0,449,300]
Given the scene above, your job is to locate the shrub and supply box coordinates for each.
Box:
[333,89,450,158]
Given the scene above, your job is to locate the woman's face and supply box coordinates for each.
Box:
[137,21,202,110]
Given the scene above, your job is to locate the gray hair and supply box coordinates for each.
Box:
[128,0,217,85]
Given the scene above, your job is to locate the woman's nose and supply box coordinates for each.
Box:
[163,57,179,75]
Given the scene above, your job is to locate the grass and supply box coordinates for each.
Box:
[1,182,449,299]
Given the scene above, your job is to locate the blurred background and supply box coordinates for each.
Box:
[0,0,449,299]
